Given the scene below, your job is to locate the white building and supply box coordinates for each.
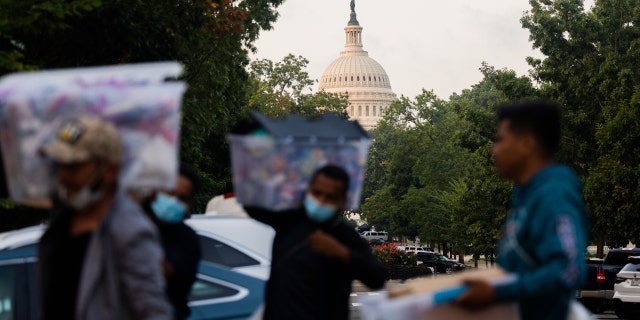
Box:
[317,0,396,130]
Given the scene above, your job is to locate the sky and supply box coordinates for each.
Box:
[251,0,595,99]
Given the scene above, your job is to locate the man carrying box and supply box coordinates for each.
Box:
[455,100,589,320]
[244,164,387,320]
[38,117,172,320]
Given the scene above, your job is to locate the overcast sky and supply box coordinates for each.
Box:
[251,0,595,99]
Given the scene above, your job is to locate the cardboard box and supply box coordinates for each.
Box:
[359,268,518,320]
[228,112,371,211]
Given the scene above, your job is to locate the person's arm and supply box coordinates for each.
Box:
[495,214,586,301]
[345,232,387,290]
[458,194,587,308]
[455,279,496,310]
[243,205,295,232]
[495,197,587,302]
[117,226,173,319]
[307,226,386,290]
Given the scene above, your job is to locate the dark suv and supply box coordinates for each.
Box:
[415,252,466,274]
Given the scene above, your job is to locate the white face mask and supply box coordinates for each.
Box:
[57,174,104,211]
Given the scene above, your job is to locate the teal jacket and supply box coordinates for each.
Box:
[495,164,588,320]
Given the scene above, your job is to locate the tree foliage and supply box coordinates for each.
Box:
[360,0,640,260]
[522,0,640,251]
[360,73,524,259]
[247,54,349,118]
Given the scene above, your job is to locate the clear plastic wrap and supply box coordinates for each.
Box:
[228,134,371,211]
[0,62,185,206]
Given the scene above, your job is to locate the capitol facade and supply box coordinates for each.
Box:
[317,0,396,130]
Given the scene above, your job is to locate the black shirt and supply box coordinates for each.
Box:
[46,227,92,320]
[245,206,386,320]
[158,222,201,320]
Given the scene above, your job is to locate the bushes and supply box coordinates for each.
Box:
[372,243,432,280]
[373,243,417,265]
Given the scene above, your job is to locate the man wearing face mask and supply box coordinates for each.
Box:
[139,165,202,320]
[38,117,172,320]
[244,164,387,320]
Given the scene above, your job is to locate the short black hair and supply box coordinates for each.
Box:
[179,164,200,196]
[310,165,350,195]
[497,99,561,155]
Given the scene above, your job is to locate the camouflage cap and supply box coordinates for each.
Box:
[40,117,124,164]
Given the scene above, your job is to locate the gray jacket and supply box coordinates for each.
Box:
[40,191,173,320]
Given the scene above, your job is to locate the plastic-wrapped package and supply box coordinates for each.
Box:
[227,112,371,211]
[0,62,186,207]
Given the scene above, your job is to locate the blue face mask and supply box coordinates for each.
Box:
[304,194,337,223]
[151,193,186,224]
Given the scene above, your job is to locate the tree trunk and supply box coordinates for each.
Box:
[596,232,605,258]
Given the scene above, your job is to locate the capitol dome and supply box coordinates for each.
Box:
[318,0,396,130]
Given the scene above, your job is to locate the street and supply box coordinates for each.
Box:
[349,278,620,319]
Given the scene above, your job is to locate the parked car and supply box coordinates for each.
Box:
[415,252,466,274]
[357,224,371,233]
[368,238,389,247]
[399,246,432,254]
[0,215,275,320]
[360,230,388,242]
[186,214,274,280]
[613,256,640,319]
[578,248,640,313]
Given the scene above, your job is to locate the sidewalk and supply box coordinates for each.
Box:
[463,255,499,270]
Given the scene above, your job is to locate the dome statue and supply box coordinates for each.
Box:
[318,0,396,130]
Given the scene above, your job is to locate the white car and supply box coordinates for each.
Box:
[0,224,45,250]
[398,246,432,254]
[0,214,275,281]
[360,231,388,242]
[613,256,640,319]
[185,214,274,280]
[0,218,272,320]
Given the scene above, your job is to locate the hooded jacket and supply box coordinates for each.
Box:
[495,164,588,320]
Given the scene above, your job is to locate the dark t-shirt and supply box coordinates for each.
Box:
[245,207,386,320]
[47,230,92,320]
[158,222,201,320]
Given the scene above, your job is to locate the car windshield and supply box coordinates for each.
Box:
[606,251,640,266]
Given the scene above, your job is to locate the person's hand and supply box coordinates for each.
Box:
[307,230,350,263]
[454,278,496,310]
[162,258,174,279]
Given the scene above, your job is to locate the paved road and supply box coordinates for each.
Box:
[349,279,619,319]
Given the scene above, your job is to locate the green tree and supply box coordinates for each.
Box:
[361,67,521,262]
[521,0,601,173]
[247,54,348,118]
[0,0,103,71]
[523,0,640,254]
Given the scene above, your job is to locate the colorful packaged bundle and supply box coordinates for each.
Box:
[0,62,186,207]
[228,112,371,211]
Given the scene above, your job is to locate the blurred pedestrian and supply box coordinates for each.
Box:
[38,117,172,320]
[138,165,202,320]
[455,100,588,319]
[245,164,387,320]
